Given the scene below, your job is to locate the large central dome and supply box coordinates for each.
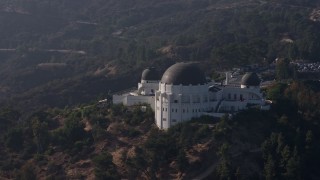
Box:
[161,62,206,85]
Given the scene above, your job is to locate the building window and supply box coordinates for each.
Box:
[234,94,237,100]
[174,100,178,103]
[165,108,167,112]
[183,109,185,113]
[162,108,164,111]
[240,94,243,101]
[203,95,208,102]
[175,109,178,112]
[193,95,200,103]
[172,119,176,122]
[182,95,190,103]
[231,106,235,111]
[172,109,174,112]
[163,118,166,121]
[228,93,231,99]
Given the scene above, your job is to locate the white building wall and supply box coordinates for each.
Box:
[114,70,268,130]
[155,83,219,130]
[113,95,126,104]
[138,81,159,95]
[126,95,155,110]
[219,101,247,112]
[113,94,155,110]
[216,86,265,112]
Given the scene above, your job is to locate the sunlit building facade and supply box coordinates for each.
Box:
[113,62,269,130]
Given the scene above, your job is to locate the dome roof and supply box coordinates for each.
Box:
[161,62,206,85]
[241,72,261,86]
[141,67,160,81]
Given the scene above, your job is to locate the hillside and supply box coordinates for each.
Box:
[1,0,320,179]
[1,81,320,179]
[0,0,319,113]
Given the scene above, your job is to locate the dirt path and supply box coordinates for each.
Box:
[0,48,86,55]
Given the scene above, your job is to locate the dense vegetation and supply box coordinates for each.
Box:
[1,80,320,179]
[0,102,215,179]
[204,80,320,179]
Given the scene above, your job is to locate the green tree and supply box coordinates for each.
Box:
[17,164,37,180]
[217,159,232,180]
[276,58,291,80]
[127,147,154,179]
[5,128,24,151]
[218,143,230,160]
[284,147,301,179]
[280,145,291,169]
[176,149,189,173]
[235,167,241,180]
[91,124,107,142]
[92,152,119,180]
[64,117,86,143]
[276,133,285,154]
[267,83,287,101]
[31,117,49,153]
[216,143,232,180]
[264,155,276,180]
[305,130,313,153]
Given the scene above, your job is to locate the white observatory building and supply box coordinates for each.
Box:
[113,62,269,130]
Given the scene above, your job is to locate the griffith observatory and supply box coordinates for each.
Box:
[113,62,270,130]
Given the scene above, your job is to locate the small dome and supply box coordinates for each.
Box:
[161,62,206,85]
[241,72,261,86]
[141,67,159,81]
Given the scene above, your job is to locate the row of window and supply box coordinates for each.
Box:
[160,107,205,113]
[227,93,259,100]
[162,118,177,123]
[227,93,244,100]
[156,95,216,103]
[173,99,216,103]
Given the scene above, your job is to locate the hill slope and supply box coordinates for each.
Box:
[1,81,320,179]
[0,0,319,112]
